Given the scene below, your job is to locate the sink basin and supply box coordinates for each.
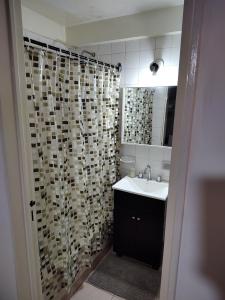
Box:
[112,176,168,201]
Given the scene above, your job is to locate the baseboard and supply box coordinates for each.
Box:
[61,241,112,300]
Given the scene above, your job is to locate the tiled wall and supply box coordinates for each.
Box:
[120,144,172,181]
[83,34,181,181]
[83,33,181,87]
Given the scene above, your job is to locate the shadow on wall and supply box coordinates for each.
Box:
[200,178,225,300]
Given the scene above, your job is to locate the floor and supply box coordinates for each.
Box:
[87,251,161,300]
[70,252,159,300]
[70,282,124,300]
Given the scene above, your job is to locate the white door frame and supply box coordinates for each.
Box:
[3,0,207,299]
[3,0,43,299]
[160,0,205,299]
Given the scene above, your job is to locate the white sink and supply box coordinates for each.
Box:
[112,176,168,201]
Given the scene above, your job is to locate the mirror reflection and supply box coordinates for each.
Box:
[122,86,177,147]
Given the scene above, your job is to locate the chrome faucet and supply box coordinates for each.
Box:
[144,164,151,181]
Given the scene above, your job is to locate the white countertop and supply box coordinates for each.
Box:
[112,176,168,201]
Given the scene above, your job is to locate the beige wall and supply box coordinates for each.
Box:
[21,5,183,49]
[21,6,66,42]
[0,130,18,300]
[66,6,183,46]
[0,0,33,299]
[175,0,225,298]
[0,2,20,299]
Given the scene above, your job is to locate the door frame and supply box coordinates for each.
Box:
[4,0,205,299]
[4,0,43,299]
[160,0,205,299]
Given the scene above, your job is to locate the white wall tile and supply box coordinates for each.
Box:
[150,161,162,179]
[163,147,172,161]
[99,54,112,64]
[125,39,140,52]
[89,34,181,181]
[155,48,173,66]
[155,35,173,49]
[172,33,182,48]
[98,43,111,55]
[138,68,153,86]
[149,147,164,163]
[125,68,139,85]
[139,50,154,69]
[120,144,136,157]
[111,41,125,54]
[171,47,180,66]
[111,53,125,66]
[140,37,155,50]
[125,52,140,68]
[161,168,170,181]
[120,144,136,177]
[135,145,150,173]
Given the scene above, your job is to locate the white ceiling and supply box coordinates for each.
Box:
[22,0,183,27]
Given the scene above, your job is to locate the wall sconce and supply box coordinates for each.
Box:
[149,58,164,75]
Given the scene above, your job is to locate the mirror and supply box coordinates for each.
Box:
[122,86,177,147]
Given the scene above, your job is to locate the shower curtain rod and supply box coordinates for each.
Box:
[23,36,122,72]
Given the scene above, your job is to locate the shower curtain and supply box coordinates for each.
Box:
[124,87,153,144]
[24,45,120,299]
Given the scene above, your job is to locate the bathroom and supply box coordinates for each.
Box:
[21,1,181,300]
[2,1,225,300]
[2,1,183,300]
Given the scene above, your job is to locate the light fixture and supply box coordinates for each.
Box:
[149,58,164,75]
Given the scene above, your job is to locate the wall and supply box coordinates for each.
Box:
[20,5,181,181]
[83,34,181,181]
[0,2,20,299]
[0,130,18,300]
[0,0,33,299]
[173,0,225,299]
[66,6,183,45]
[83,34,181,87]
[21,6,66,42]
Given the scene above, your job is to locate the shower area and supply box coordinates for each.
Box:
[23,36,121,300]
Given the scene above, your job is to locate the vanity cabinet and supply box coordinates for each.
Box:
[113,190,166,269]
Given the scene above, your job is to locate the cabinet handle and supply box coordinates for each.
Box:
[131,216,136,220]
[137,217,141,221]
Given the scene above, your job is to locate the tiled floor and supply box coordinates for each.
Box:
[70,282,124,300]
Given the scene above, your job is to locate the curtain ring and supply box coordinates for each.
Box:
[40,43,46,56]
[69,48,73,60]
[95,56,99,70]
[116,62,122,72]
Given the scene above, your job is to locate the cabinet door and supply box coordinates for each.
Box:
[113,190,166,269]
[114,208,137,257]
[135,208,164,268]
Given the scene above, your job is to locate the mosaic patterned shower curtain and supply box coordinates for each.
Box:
[24,45,120,299]
[124,87,153,144]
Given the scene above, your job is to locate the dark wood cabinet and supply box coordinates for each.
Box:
[113,190,166,269]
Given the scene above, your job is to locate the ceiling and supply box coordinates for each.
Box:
[22,0,183,27]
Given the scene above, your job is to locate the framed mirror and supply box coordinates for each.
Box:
[121,86,177,147]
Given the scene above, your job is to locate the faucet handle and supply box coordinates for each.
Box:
[138,172,144,178]
[145,164,151,170]
[156,175,161,182]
